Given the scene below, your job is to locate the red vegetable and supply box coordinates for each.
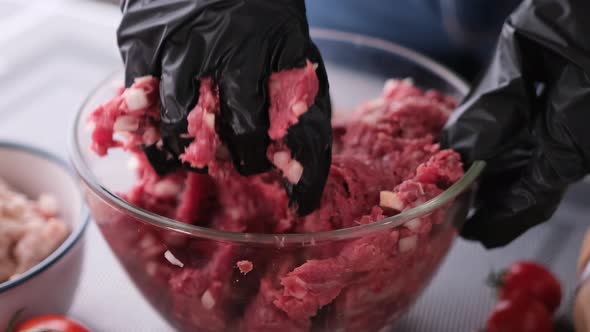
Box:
[15,315,90,332]
[494,261,562,313]
[486,293,554,332]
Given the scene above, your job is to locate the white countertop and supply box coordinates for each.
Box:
[0,1,583,331]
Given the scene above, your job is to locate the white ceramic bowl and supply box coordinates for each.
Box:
[0,142,89,329]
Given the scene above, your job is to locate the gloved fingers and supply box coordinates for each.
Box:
[118,0,198,87]
[305,42,331,114]
[282,43,331,216]
[270,35,331,215]
[442,0,590,248]
[441,22,533,166]
[460,152,567,248]
[142,140,209,176]
[157,30,206,163]
[282,101,332,216]
[461,97,587,248]
[216,56,272,175]
[142,144,183,176]
[461,181,564,249]
[269,19,309,72]
[117,4,156,88]
[118,30,159,88]
[547,62,590,167]
[120,44,155,88]
[216,19,308,176]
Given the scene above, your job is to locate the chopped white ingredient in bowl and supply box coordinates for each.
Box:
[201,289,216,310]
[164,250,184,267]
[0,178,69,283]
[379,190,403,210]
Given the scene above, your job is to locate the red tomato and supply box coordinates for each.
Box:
[486,294,554,332]
[15,315,90,332]
[498,261,562,313]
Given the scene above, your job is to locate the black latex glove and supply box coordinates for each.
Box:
[117,0,332,215]
[441,0,590,248]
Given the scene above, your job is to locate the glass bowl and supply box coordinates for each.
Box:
[70,28,484,332]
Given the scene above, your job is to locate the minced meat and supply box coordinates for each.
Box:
[88,70,463,331]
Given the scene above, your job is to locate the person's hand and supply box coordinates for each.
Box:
[117,0,332,215]
[442,0,590,248]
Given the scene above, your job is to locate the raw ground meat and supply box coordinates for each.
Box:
[88,76,160,156]
[179,78,221,169]
[237,260,254,275]
[88,72,464,331]
[267,61,319,140]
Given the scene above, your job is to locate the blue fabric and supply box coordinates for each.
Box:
[306,0,521,80]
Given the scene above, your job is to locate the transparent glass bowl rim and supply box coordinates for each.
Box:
[69,28,486,245]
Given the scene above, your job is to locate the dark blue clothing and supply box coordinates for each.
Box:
[306,0,521,81]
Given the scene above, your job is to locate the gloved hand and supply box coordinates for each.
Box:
[442,0,590,248]
[117,0,332,215]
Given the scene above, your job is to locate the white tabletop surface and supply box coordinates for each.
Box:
[0,1,584,331]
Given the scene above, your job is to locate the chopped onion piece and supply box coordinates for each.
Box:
[404,218,421,232]
[164,250,184,268]
[291,101,307,116]
[203,112,215,129]
[201,289,216,310]
[113,115,139,132]
[285,160,304,184]
[287,277,308,299]
[379,191,403,210]
[134,75,154,84]
[153,179,182,198]
[383,79,399,94]
[145,262,158,277]
[123,88,149,111]
[272,151,291,170]
[402,77,414,85]
[417,183,425,195]
[399,236,417,253]
[365,98,385,112]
